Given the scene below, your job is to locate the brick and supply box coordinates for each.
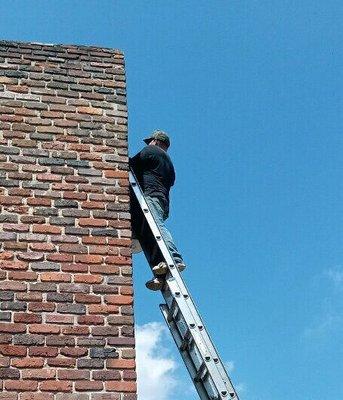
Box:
[28,302,55,312]
[74,254,103,264]
[0,394,17,400]
[59,283,90,293]
[74,274,103,284]
[75,293,101,304]
[11,358,44,368]
[107,337,135,347]
[91,395,121,400]
[13,334,45,346]
[20,394,54,400]
[29,324,60,334]
[8,271,37,281]
[60,347,88,357]
[105,381,136,392]
[57,304,86,314]
[105,295,133,305]
[88,304,119,314]
[45,335,75,346]
[93,285,118,294]
[40,380,72,392]
[40,272,71,282]
[90,347,118,359]
[77,358,104,369]
[77,106,102,115]
[5,380,38,391]
[56,395,89,400]
[61,326,89,335]
[58,369,89,380]
[75,381,103,391]
[59,243,88,253]
[107,359,135,369]
[17,252,44,262]
[46,292,73,302]
[28,347,58,357]
[0,367,20,379]
[1,301,27,311]
[47,357,76,367]
[29,282,57,292]
[0,312,11,321]
[0,345,27,356]
[0,323,26,333]
[22,368,56,379]
[0,356,10,367]
[30,261,60,271]
[0,291,14,301]
[91,326,119,337]
[45,314,74,324]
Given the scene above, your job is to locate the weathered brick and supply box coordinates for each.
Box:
[5,380,38,391]
[30,261,60,271]
[1,301,27,311]
[39,380,72,392]
[0,291,14,301]
[12,357,44,368]
[77,358,104,369]
[57,303,86,314]
[90,347,118,359]
[46,293,73,302]
[0,312,12,321]
[105,381,136,393]
[0,344,27,356]
[0,323,26,333]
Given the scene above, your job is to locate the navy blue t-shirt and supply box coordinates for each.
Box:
[129,145,175,217]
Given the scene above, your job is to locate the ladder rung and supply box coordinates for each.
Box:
[194,361,208,382]
[166,299,179,322]
[179,328,193,351]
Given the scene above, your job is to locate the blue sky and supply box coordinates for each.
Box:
[1,1,342,399]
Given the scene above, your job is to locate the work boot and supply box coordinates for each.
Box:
[152,261,168,276]
[145,277,164,291]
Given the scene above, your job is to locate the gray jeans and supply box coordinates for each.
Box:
[145,196,183,264]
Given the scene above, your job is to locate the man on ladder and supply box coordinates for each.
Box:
[130,130,186,290]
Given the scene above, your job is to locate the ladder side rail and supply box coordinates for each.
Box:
[129,170,239,400]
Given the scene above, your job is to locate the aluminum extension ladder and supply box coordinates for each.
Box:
[129,170,239,400]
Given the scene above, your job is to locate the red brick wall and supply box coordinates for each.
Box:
[0,41,136,399]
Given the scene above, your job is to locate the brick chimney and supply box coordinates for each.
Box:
[0,40,136,400]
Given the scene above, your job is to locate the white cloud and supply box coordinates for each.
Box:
[304,313,343,339]
[303,266,343,340]
[224,360,247,399]
[135,322,179,400]
[225,360,235,373]
[135,323,245,400]
[236,382,247,395]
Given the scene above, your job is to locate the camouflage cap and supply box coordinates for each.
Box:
[143,130,170,147]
